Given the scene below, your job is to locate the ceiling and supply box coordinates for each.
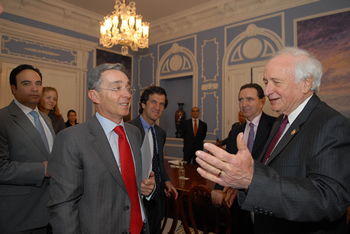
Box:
[61,0,213,23]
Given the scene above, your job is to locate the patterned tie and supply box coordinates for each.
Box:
[194,119,198,136]
[29,111,50,153]
[150,126,161,200]
[113,125,143,234]
[247,122,255,154]
[261,116,288,164]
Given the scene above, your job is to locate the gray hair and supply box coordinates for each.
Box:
[87,63,127,91]
[273,47,323,93]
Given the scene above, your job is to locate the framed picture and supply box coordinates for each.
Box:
[295,9,350,119]
[96,48,133,121]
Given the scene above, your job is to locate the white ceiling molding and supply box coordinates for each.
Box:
[2,0,319,45]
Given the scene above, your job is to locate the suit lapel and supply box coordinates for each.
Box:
[266,95,320,165]
[134,116,145,141]
[124,123,142,188]
[9,101,49,157]
[89,116,127,193]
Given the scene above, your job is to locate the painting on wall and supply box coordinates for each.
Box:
[96,48,133,121]
[296,10,350,119]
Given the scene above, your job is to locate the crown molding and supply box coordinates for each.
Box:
[1,0,319,45]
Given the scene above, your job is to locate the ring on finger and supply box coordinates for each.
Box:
[217,169,222,177]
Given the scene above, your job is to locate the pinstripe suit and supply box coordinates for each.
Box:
[0,101,54,233]
[47,115,149,234]
[238,95,350,233]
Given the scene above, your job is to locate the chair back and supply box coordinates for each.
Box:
[179,185,231,234]
[161,191,179,234]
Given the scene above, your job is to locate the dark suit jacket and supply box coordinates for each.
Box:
[129,115,170,233]
[182,118,207,163]
[238,95,350,233]
[0,101,54,233]
[226,112,276,160]
[48,115,149,234]
[216,112,275,233]
[221,121,245,146]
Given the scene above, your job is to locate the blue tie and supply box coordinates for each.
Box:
[247,123,255,154]
[150,126,161,200]
[30,111,50,153]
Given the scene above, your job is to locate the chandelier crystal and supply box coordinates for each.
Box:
[100,0,149,55]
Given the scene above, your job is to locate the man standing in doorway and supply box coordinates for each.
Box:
[129,86,178,234]
[182,107,207,164]
[0,64,54,233]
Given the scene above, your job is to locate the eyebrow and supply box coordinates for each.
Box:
[110,80,131,85]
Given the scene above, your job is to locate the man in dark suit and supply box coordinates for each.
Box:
[196,47,350,233]
[0,64,54,233]
[182,107,207,164]
[47,63,155,234]
[129,86,178,234]
[212,83,276,233]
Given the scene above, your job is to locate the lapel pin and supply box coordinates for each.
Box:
[291,129,296,135]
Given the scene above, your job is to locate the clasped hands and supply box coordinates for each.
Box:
[196,132,254,190]
[211,187,238,208]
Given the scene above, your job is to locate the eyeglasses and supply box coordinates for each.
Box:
[100,86,136,95]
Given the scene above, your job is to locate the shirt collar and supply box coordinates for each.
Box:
[287,94,313,125]
[140,114,154,133]
[246,111,262,127]
[96,112,125,135]
[14,99,39,115]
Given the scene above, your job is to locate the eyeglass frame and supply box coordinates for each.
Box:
[99,86,136,95]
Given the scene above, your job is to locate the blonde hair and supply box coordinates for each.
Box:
[41,86,62,120]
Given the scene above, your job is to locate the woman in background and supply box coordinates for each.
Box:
[39,86,65,134]
[65,109,79,127]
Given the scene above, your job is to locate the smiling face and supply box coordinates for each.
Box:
[238,87,265,121]
[11,69,42,110]
[263,54,313,116]
[40,90,57,111]
[88,69,132,124]
[141,93,166,125]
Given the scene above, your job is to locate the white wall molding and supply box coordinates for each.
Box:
[2,0,319,45]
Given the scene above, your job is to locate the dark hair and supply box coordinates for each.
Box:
[10,64,42,87]
[67,109,76,117]
[240,83,265,99]
[139,86,168,114]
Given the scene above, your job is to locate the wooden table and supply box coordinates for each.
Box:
[165,161,216,193]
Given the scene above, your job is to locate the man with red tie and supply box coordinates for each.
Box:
[182,107,207,164]
[48,63,155,234]
[196,47,350,233]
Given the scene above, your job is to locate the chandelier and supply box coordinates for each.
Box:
[100,0,150,55]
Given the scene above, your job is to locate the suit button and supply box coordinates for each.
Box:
[124,205,129,211]
[254,206,259,212]
[259,208,263,214]
[264,211,269,215]
[269,212,273,216]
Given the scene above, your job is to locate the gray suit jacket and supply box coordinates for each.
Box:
[0,100,54,233]
[238,95,350,233]
[47,115,149,234]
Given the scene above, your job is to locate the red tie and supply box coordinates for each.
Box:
[114,125,143,234]
[194,119,198,137]
[261,116,288,164]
